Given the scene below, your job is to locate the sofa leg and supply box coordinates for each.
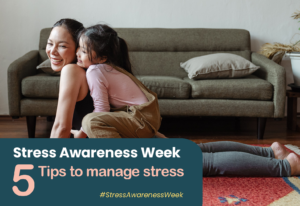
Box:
[257,118,267,139]
[47,116,55,122]
[26,116,36,138]
[234,117,241,130]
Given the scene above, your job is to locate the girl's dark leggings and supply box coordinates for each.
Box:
[198,141,291,177]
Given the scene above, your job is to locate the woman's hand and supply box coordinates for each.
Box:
[156,131,168,138]
[71,130,87,138]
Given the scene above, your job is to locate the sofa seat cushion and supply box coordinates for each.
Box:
[22,73,59,98]
[136,76,191,99]
[183,75,273,100]
[22,74,192,99]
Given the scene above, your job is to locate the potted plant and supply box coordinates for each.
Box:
[260,10,300,87]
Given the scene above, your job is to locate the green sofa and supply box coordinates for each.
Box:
[7,28,286,139]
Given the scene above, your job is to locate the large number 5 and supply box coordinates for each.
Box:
[12,164,35,196]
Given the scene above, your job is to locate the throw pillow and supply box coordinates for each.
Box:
[180,53,260,80]
[36,59,61,76]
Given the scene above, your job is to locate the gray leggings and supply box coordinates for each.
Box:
[198,141,291,177]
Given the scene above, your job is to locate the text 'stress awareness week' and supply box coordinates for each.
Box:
[0,139,203,206]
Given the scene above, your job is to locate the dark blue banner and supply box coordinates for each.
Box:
[0,139,202,205]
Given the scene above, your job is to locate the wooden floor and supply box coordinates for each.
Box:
[0,116,299,146]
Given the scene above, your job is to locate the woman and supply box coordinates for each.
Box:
[47,19,90,138]
[48,19,166,139]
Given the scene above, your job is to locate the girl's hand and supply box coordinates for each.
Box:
[71,130,87,138]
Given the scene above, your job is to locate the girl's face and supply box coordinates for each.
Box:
[46,26,77,71]
[76,36,107,68]
[76,37,94,68]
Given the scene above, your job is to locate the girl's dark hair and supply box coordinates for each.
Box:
[79,24,132,74]
[53,18,84,48]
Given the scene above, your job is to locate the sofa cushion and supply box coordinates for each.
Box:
[158,99,274,117]
[180,53,260,80]
[183,75,273,101]
[136,76,191,99]
[39,28,251,78]
[38,50,251,78]
[129,51,251,78]
[36,59,61,76]
[40,28,250,51]
[22,74,191,99]
[22,73,59,98]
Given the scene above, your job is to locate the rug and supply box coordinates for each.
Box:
[202,144,300,206]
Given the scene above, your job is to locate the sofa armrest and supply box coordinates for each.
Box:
[251,52,286,118]
[7,50,39,117]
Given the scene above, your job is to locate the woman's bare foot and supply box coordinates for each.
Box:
[286,153,300,176]
[271,142,290,160]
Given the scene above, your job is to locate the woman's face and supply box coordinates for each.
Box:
[46,26,76,71]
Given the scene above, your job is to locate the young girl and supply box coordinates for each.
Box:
[70,24,165,139]
[69,24,300,177]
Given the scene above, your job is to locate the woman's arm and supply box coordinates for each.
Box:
[50,64,88,138]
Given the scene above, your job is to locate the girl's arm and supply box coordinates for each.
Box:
[69,66,109,138]
[86,67,110,113]
[50,64,88,138]
[68,66,109,138]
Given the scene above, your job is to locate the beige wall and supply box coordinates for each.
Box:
[1,0,300,115]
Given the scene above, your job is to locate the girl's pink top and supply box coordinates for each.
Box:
[86,64,148,113]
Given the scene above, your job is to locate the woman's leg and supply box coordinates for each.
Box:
[286,153,300,176]
[198,141,289,159]
[203,151,291,177]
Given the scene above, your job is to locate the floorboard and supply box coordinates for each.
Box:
[0,116,299,146]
